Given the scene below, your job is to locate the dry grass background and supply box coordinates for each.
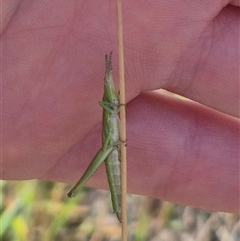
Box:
[1,180,239,241]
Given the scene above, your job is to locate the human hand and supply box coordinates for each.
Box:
[2,1,239,213]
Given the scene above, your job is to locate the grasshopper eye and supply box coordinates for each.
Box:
[104,76,110,86]
[113,98,118,105]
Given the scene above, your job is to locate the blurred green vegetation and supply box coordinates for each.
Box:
[1,180,239,241]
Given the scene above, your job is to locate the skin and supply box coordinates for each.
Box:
[2,1,239,214]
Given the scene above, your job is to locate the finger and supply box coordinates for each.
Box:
[122,3,239,117]
[126,92,239,213]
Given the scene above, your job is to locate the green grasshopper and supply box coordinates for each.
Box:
[67,52,121,222]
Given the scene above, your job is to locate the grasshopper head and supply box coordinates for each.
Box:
[104,52,119,106]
